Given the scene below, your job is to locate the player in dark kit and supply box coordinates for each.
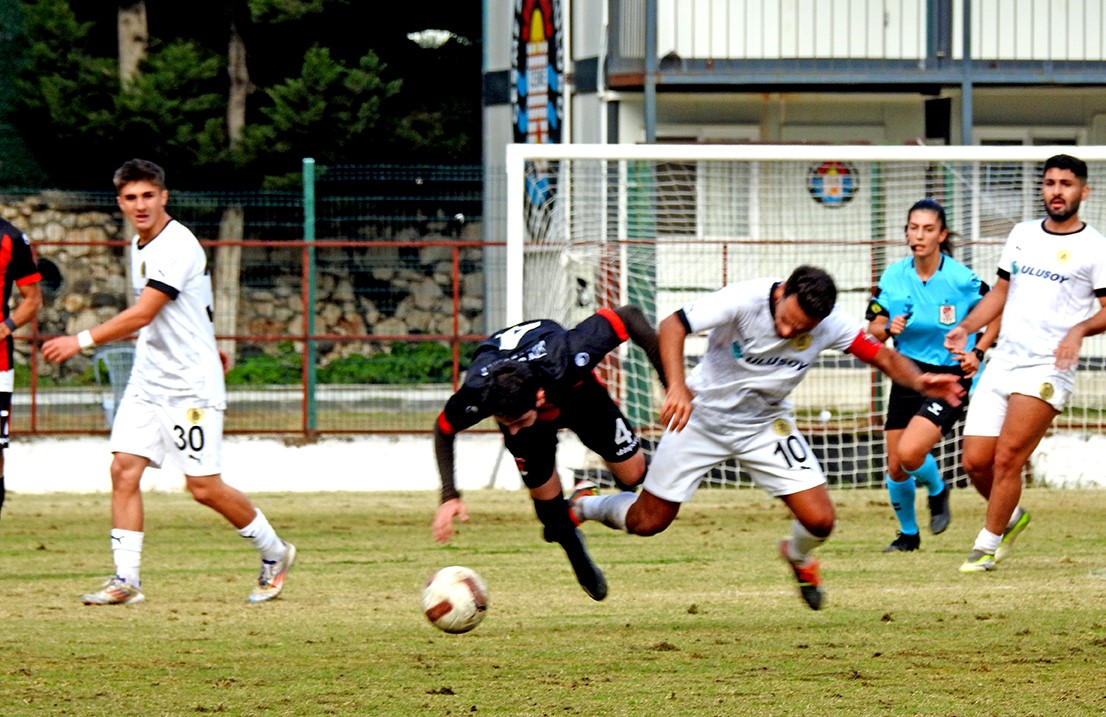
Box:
[432,305,665,600]
[0,218,43,521]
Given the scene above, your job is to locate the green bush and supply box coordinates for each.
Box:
[226,342,303,385]
[319,341,476,384]
[225,340,477,386]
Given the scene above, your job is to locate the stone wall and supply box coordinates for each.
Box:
[1,198,486,377]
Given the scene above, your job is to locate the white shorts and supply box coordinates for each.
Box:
[109,395,224,476]
[964,359,1073,437]
[644,414,826,502]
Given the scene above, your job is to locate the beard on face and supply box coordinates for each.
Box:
[1045,196,1081,223]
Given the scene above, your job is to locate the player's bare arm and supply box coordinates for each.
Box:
[432,421,468,543]
[945,277,1008,355]
[1055,295,1106,370]
[42,286,171,364]
[868,345,965,407]
[956,312,1002,377]
[657,312,693,431]
[0,282,43,343]
[614,304,667,387]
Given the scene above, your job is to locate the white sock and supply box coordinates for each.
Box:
[974,528,1002,554]
[578,492,637,531]
[786,520,825,563]
[238,509,284,561]
[111,529,144,587]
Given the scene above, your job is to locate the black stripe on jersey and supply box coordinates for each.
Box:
[147,278,179,300]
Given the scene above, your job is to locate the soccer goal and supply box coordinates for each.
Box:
[504,143,1106,489]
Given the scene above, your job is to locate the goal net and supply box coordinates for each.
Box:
[504,144,1106,489]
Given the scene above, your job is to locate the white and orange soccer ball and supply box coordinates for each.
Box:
[421,565,489,634]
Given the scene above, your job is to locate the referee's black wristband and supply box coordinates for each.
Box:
[972,348,986,361]
[3,317,15,331]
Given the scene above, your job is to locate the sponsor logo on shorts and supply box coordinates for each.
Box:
[772,418,791,436]
[1040,382,1055,400]
[574,352,589,367]
[186,408,204,423]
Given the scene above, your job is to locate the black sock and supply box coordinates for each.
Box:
[533,496,575,544]
[0,475,5,518]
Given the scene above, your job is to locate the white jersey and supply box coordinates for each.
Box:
[681,278,864,427]
[993,218,1106,367]
[126,220,226,408]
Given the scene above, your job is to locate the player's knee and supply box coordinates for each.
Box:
[801,510,835,538]
[962,452,989,479]
[625,514,670,536]
[185,476,224,507]
[624,500,676,536]
[887,465,909,482]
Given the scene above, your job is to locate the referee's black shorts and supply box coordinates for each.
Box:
[884,361,972,434]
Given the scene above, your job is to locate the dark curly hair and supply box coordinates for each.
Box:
[481,361,541,420]
[783,266,836,321]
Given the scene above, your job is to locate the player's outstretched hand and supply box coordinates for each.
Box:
[660,383,694,433]
[42,335,80,364]
[919,372,965,407]
[1054,329,1085,371]
[944,325,968,356]
[433,497,469,544]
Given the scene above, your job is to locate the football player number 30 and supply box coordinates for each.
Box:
[174,424,205,451]
[773,436,809,469]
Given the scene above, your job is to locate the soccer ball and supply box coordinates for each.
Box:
[421,565,489,634]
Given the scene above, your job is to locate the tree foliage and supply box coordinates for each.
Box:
[239,46,402,188]
[9,0,480,189]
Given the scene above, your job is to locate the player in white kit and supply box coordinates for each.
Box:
[572,266,965,609]
[42,159,295,605]
[946,154,1106,573]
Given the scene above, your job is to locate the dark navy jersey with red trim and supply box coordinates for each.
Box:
[0,219,42,371]
[438,308,629,435]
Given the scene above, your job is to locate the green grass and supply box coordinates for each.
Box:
[2,488,1106,716]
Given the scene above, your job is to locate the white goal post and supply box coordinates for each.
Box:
[504,143,1106,489]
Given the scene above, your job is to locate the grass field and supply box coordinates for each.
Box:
[2,487,1105,716]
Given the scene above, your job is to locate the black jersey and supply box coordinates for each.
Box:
[437,308,629,435]
[0,219,41,372]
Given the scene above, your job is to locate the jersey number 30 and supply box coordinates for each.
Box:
[174,424,206,451]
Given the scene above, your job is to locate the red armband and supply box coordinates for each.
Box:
[846,330,883,363]
[436,412,457,435]
[596,306,630,341]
